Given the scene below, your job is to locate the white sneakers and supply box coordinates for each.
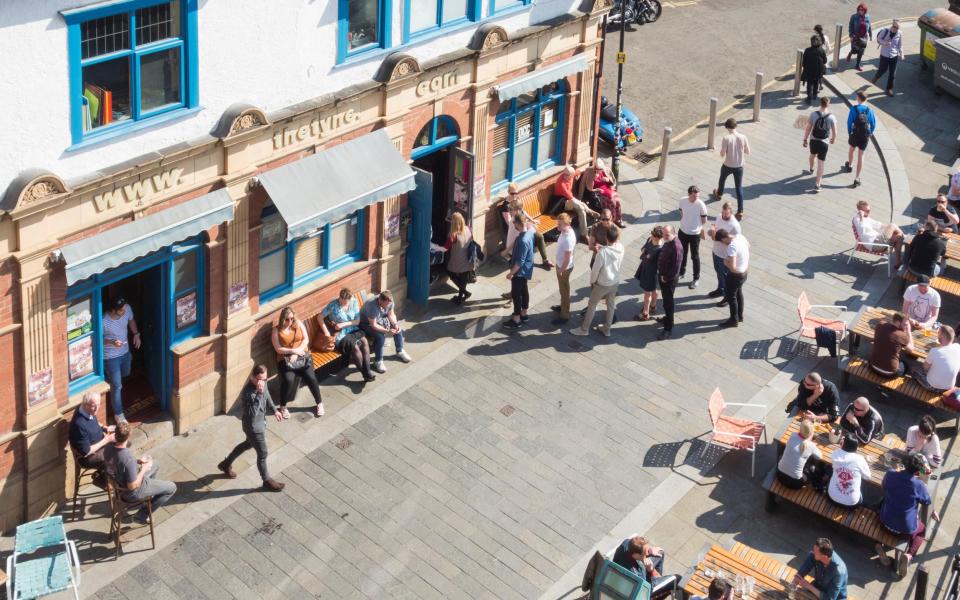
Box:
[372,361,387,373]
[397,350,412,363]
[316,403,325,417]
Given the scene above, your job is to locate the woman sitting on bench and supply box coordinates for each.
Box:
[777,419,823,490]
[321,288,376,383]
[876,452,941,577]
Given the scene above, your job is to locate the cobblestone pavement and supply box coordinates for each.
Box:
[16,24,957,600]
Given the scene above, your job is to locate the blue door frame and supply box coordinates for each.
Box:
[406,168,433,306]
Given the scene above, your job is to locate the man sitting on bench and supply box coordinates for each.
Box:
[839,397,884,445]
[786,372,840,423]
[903,275,941,330]
[793,538,848,600]
[554,165,600,241]
[910,325,960,393]
[903,222,946,279]
[876,452,942,578]
[827,435,871,507]
[869,311,915,378]
[612,536,680,598]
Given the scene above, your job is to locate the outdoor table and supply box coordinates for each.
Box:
[848,306,939,360]
[684,543,816,599]
[943,232,960,262]
[777,416,906,489]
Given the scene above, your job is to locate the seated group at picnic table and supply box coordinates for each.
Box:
[775,370,943,580]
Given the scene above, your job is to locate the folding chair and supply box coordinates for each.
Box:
[796,291,848,357]
[847,219,893,277]
[5,515,81,600]
[700,388,767,477]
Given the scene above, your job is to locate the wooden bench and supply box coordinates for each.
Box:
[762,468,907,563]
[303,289,369,371]
[519,186,560,236]
[901,269,960,297]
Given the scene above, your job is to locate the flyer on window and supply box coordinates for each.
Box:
[175,292,197,329]
[67,298,92,341]
[68,337,94,381]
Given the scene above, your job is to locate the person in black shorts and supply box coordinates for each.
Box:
[802,97,837,192]
[842,92,876,188]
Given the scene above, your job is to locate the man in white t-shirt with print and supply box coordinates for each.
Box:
[902,276,941,328]
[913,325,960,392]
[551,213,577,325]
[706,201,742,306]
[715,229,749,328]
[802,97,838,192]
[678,185,708,290]
[828,435,872,507]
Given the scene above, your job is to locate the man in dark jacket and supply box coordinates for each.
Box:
[657,225,683,340]
[903,221,946,279]
[840,396,884,445]
[801,36,827,104]
[218,365,285,491]
[787,372,840,423]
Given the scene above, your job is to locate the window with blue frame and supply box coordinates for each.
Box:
[258,205,365,302]
[412,116,460,160]
[337,0,390,63]
[490,0,531,14]
[405,0,478,40]
[491,81,565,190]
[64,0,198,144]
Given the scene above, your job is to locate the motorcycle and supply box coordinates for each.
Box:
[611,0,662,25]
[598,96,643,154]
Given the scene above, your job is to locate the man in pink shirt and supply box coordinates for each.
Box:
[713,118,751,221]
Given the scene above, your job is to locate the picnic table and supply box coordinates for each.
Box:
[684,543,817,600]
[943,232,960,262]
[848,306,939,360]
[777,417,907,489]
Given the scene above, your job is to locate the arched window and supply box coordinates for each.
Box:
[411,116,460,160]
[490,81,565,190]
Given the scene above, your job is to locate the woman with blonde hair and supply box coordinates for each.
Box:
[776,419,822,489]
[501,184,554,269]
[444,211,474,304]
[271,306,324,418]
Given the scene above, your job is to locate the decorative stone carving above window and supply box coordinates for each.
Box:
[1,169,70,216]
[468,24,509,52]
[212,103,271,140]
[374,53,423,84]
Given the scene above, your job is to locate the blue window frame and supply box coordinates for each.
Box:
[258,206,366,303]
[337,0,391,64]
[411,116,460,160]
[489,0,531,15]
[490,81,566,191]
[404,0,481,41]
[63,0,199,145]
[66,238,204,396]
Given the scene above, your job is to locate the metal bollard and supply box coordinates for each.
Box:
[753,72,763,122]
[794,49,803,96]
[915,565,928,600]
[833,23,843,69]
[707,97,718,150]
[657,127,672,181]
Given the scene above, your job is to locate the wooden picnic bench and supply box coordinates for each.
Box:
[943,232,960,263]
[518,185,560,236]
[847,306,939,361]
[303,289,368,371]
[900,269,960,297]
[685,543,817,599]
[726,542,860,600]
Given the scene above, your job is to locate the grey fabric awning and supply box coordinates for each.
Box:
[59,188,234,286]
[259,129,416,240]
[494,54,589,102]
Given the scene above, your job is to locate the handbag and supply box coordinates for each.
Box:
[285,353,309,370]
[853,36,867,50]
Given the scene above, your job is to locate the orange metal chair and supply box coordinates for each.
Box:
[701,388,767,477]
[847,218,893,277]
[796,291,848,357]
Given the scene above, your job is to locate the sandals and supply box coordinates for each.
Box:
[634,313,650,322]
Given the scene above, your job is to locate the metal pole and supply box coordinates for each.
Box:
[915,565,928,600]
[591,15,608,162]
[657,127,672,181]
[832,23,843,69]
[753,72,763,122]
[794,49,803,96]
[707,97,718,150]
[612,6,627,182]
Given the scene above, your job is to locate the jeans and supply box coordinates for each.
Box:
[225,428,270,481]
[725,271,747,322]
[659,278,677,331]
[580,283,618,331]
[556,267,572,319]
[104,351,132,419]
[717,165,745,214]
[678,230,701,280]
[712,253,729,294]
[276,359,322,407]
[511,276,530,316]
[124,463,177,511]
[360,322,405,362]
[875,55,899,91]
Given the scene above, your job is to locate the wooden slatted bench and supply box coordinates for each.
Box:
[728,543,859,599]
[901,269,960,297]
[304,289,368,371]
[519,186,560,236]
[762,468,907,566]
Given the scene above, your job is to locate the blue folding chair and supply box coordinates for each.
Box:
[6,515,81,600]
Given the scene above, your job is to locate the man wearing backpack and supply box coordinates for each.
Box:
[802,97,838,192]
[843,92,876,187]
[873,20,904,97]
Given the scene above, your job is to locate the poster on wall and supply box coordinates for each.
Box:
[67,298,92,341]
[175,292,198,329]
[27,368,53,406]
[449,148,475,224]
[473,174,485,202]
[228,282,248,313]
[386,213,400,240]
[68,337,94,381]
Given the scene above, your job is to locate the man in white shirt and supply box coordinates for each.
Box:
[715,229,749,328]
[572,226,625,337]
[902,277,941,328]
[802,97,838,192]
[854,200,904,267]
[678,185,708,289]
[713,118,751,220]
[706,201,742,305]
[551,213,577,325]
[828,436,872,507]
[913,325,960,392]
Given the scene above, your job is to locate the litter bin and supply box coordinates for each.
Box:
[919,7,960,70]
[935,35,960,98]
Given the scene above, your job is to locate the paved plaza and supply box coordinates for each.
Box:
[5,19,958,600]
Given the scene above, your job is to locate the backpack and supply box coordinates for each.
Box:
[852,106,870,142]
[812,111,830,140]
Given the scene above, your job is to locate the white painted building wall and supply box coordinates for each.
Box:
[0,0,579,191]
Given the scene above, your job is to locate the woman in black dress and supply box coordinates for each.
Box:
[634,225,664,321]
[801,35,827,105]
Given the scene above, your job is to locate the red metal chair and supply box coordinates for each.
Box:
[700,388,766,477]
[796,291,848,357]
[847,218,892,277]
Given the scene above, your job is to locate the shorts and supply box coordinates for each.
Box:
[848,136,868,151]
[809,139,829,161]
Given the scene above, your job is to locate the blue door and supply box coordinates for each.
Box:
[140,264,170,411]
[406,168,433,306]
